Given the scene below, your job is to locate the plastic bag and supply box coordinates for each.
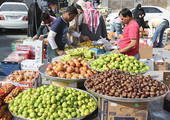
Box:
[4,87,22,103]
[97,38,112,47]
[0,104,8,118]
[0,83,16,97]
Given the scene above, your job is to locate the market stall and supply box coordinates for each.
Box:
[0,31,170,120]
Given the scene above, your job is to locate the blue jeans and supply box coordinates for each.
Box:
[134,53,139,59]
[110,22,122,34]
[47,45,59,62]
[152,21,168,48]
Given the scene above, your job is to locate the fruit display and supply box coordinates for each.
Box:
[64,46,74,51]
[85,69,168,99]
[78,41,104,49]
[78,41,94,48]
[7,75,36,82]
[0,104,8,118]
[0,99,2,107]
[9,85,97,120]
[4,87,23,103]
[0,83,16,98]
[89,53,150,73]
[0,104,13,120]
[0,111,13,120]
[0,83,23,105]
[11,70,38,76]
[46,58,97,79]
[7,70,39,82]
[62,47,95,61]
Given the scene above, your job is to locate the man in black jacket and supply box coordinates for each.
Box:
[27,1,42,37]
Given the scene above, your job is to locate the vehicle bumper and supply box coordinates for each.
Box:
[0,21,28,29]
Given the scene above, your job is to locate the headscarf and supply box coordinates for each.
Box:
[133,4,145,19]
[136,4,141,9]
[76,0,87,11]
[84,1,101,33]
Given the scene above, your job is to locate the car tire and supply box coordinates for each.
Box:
[1,29,6,32]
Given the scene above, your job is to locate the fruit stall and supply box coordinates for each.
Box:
[0,35,170,120]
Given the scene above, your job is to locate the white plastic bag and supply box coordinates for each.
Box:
[97,38,112,47]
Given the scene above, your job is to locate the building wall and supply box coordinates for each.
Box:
[104,0,169,11]
[142,0,167,8]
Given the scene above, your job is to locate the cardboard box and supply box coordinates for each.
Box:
[34,40,44,64]
[154,62,168,71]
[139,44,153,59]
[153,54,168,71]
[20,59,48,71]
[163,72,170,88]
[51,80,84,88]
[98,98,148,120]
[166,41,170,45]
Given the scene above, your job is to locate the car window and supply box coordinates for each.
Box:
[0,4,27,11]
[143,7,162,13]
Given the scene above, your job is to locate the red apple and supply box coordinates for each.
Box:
[48,71,55,76]
[87,70,94,77]
[78,57,83,62]
[75,67,80,73]
[47,64,53,68]
[59,72,66,78]
[75,62,81,68]
[54,69,60,75]
[66,66,73,73]
[68,60,73,64]
[66,73,72,79]
[71,57,76,60]
[84,74,90,78]
[82,61,88,67]
[52,61,58,66]
[46,67,52,72]
[71,75,78,79]
[80,70,86,76]
[78,74,85,79]
[70,61,76,67]
[52,66,57,70]
[82,66,88,72]
[57,64,64,71]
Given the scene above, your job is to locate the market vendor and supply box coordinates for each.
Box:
[33,12,56,40]
[67,0,90,45]
[47,5,78,62]
[117,8,139,59]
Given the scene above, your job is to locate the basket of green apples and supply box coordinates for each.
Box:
[88,53,150,74]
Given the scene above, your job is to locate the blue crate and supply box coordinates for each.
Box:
[91,48,104,55]
[1,61,20,76]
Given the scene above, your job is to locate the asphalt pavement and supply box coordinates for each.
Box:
[0,29,27,80]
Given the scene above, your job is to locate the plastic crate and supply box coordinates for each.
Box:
[12,43,17,52]
[16,44,35,59]
[4,51,32,62]
[0,66,5,75]
[1,61,20,76]
[11,40,23,52]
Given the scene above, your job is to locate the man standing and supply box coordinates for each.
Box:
[147,18,169,48]
[118,8,140,59]
[68,0,90,45]
[33,13,56,40]
[47,6,78,62]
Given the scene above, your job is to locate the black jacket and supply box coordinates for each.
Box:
[27,2,42,37]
